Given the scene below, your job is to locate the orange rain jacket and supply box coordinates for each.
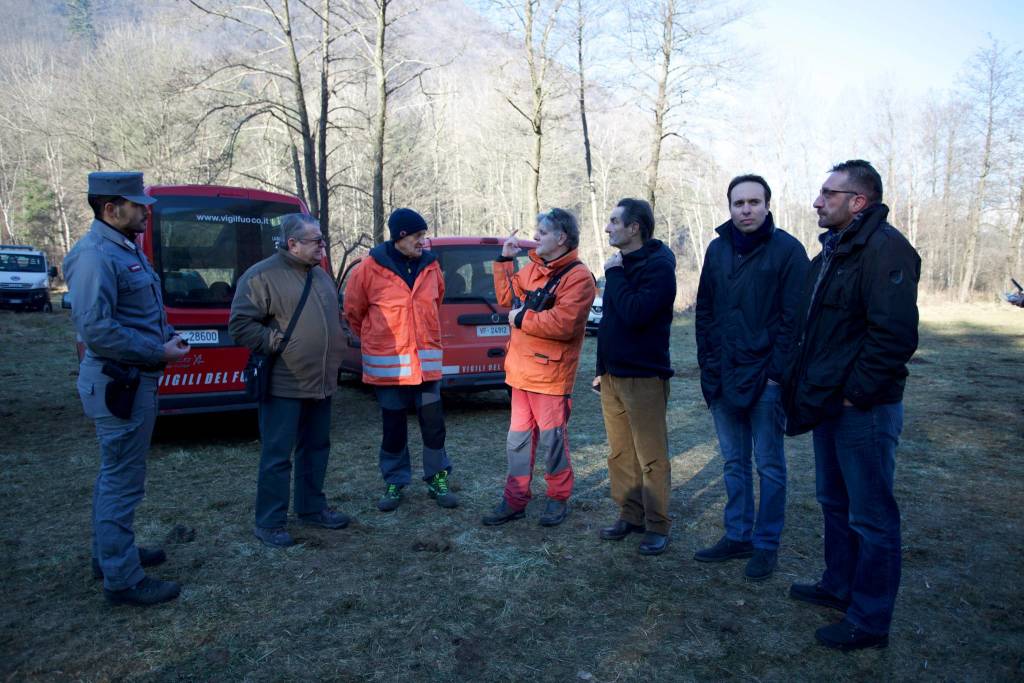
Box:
[343,244,445,386]
[494,248,596,395]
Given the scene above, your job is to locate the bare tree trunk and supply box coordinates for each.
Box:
[282,0,320,222]
[958,98,994,302]
[1008,177,1024,281]
[645,0,674,209]
[370,0,388,244]
[524,0,541,217]
[318,0,334,276]
[575,0,603,262]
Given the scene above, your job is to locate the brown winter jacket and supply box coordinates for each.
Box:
[494,248,596,396]
[229,250,344,399]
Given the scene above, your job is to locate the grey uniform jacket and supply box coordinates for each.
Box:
[229,250,344,400]
[63,220,173,366]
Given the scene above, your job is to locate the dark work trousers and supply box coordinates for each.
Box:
[77,357,161,592]
[255,395,332,529]
[374,380,451,485]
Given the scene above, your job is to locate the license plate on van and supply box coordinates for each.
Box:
[179,329,219,345]
[476,324,509,337]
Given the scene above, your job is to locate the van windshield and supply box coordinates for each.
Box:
[0,253,44,273]
[435,246,529,303]
[152,195,300,307]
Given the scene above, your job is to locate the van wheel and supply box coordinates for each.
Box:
[42,302,53,313]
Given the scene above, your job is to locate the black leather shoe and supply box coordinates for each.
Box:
[481,500,525,526]
[693,536,754,562]
[815,619,889,651]
[599,519,645,541]
[789,582,851,612]
[744,549,778,581]
[92,547,167,580]
[103,576,181,606]
[538,499,569,527]
[637,532,669,556]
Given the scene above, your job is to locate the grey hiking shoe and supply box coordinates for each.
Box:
[253,526,295,548]
[481,499,525,526]
[104,576,180,606]
[377,484,404,512]
[426,471,459,508]
[538,499,569,527]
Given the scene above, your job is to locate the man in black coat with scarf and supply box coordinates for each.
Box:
[694,174,809,580]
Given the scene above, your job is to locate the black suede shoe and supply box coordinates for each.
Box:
[789,582,851,612]
[599,519,645,541]
[298,507,350,529]
[744,549,778,581]
[815,619,889,651]
[481,500,525,526]
[637,532,670,556]
[103,576,180,607]
[92,547,167,580]
[538,499,569,527]
[693,536,754,562]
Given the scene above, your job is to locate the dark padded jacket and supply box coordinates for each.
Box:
[783,203,920,435]
[695,215,809,410]
[596,239,676,378]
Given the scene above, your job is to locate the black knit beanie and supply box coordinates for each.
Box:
[388,208,428,241]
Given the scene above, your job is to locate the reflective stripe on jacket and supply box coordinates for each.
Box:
[343,249,444,386]
[494,249,596,395]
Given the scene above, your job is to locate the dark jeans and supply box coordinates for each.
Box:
[813,402,903,635]
[374,381,451,485]
[255,395,332,529]
[710,382,787,550]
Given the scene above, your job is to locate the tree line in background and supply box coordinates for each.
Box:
[0,0,1021,305]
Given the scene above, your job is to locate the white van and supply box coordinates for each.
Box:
[0,245,56,312]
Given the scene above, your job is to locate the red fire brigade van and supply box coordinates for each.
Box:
[72,185,311,414]
[337,236,536,392]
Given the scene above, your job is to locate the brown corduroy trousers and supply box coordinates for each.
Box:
[600,374,672,535]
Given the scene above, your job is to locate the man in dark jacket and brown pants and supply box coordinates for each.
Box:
[595,198,677,556]
[785,160,920,651]
[694,175,809,580]
[230,213,348,547]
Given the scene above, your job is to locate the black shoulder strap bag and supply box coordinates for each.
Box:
[244,268,315,402]
[523,260,582,311]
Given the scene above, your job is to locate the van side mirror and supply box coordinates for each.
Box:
[49,266,58,277]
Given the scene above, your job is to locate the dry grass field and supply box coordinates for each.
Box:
[0,303,1021,681]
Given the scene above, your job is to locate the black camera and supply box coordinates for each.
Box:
[523,288,556,312]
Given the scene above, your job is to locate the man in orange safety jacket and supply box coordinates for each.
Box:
[482,208,596,527]
[343,208,458,512]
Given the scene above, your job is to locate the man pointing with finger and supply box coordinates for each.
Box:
[482,209,596,527]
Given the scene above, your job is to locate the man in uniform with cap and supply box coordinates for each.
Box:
[64,171,190,606]
[344,208,458,512]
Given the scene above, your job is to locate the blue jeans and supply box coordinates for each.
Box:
[77,358,160,591]
[374,381,451,485]
[256,395,332,529]
[710,382,787,550]
[813,402,903,635]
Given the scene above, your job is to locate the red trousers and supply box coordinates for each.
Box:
[503,388,574,510]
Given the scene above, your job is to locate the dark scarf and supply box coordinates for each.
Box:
[385,241,422,289]
[730,212,774,255]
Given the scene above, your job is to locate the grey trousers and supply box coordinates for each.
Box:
[77,358,160,591]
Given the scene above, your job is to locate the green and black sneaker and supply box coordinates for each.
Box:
[426,471,459,509]
[377,483,404,512]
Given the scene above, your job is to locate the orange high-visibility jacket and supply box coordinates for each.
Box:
[344,246,445,386]
[494,248,596,395]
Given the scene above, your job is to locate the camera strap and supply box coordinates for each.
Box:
[538,260,582,297]
[274,268,315,358]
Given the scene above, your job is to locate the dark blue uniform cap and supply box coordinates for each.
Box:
[87,171,156,206]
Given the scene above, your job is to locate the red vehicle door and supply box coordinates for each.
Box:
[143,185,309,414]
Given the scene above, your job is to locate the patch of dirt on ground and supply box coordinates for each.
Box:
[0,304,1022,681]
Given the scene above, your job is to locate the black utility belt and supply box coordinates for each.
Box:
[99,359,166,373]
